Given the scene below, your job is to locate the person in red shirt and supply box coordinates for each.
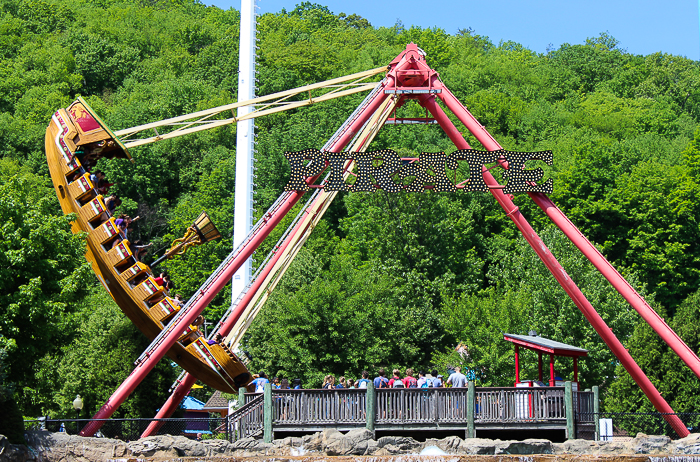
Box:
[403,368,418,388]
[389,369,403,388]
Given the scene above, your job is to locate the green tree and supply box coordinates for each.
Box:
[0,161,92,413]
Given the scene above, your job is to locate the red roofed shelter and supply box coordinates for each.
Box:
[504,332,588,388]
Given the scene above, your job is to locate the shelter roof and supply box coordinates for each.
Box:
[203,390,230,411]
[503,333,588,357]
[180,396,206,410]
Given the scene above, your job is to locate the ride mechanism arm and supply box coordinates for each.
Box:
[80,69,391,437]
[115,67,387,148]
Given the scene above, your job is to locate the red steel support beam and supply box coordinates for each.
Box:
[136,84,392,438]
[550,354,555,387]
[423,84,688,437]
[140,373,198,437]
[514,345,520,384]
[529,192,700,380]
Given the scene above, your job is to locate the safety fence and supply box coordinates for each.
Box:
[24,417,228,441]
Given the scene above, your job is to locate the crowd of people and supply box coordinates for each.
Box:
[248,366,471,393]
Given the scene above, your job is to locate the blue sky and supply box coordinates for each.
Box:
[206,0,700,59]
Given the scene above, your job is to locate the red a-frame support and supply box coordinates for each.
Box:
[87,43,697,438]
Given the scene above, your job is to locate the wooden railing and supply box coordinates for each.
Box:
[229,393,264,441]
[231,384,598,442]
[476,387,565,422]
[575,391,595,423]
[272,389,366,425]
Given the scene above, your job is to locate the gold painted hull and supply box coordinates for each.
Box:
[45,101,251,393]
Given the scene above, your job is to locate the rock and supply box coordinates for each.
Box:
[127,435,180,458]
[495,438,554,454]
[302,432,323,451]
[673,433,700,454]
[596,440,630,454]
[371,446,392,456]
[344,429,373,455]
[461,437,496,454]
[25,430,128,461]
[435,435,464,453]
[376,435,421,452]
[344,428,372,446]
[322,429,354,456]
[554,439,600,455]
[202,437,232,454]
[0,435,34,462]
[230,436,260,449]
[630,433,672,454]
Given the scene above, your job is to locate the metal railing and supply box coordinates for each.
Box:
[24,417,228,441]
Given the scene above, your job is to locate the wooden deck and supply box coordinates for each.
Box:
[228,384,597,442]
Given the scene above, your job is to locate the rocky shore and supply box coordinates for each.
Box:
[2,429,700,461]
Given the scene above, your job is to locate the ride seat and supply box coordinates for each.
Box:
[67,173,95,205]
[105,240,135,269]
[178,325,201,346]
[78,195,108,228]
[132,276,165,305]
[148,297,180,324]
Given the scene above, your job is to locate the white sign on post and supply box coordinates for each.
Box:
[600,418,613,441]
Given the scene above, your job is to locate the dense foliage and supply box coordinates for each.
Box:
[1,0,700,425]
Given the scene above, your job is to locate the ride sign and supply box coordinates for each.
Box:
[284,148,553,194]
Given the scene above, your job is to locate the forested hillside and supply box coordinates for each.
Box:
[2,0,700,422]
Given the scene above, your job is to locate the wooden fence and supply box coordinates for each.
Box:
[227,384,597,442]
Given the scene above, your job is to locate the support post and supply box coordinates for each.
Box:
[514,345,520,384]
[593,385,600,441]
[565,381,574,440]
[550,354,555,387]
[238,387,247,439]
[365,382,375,433]
[530,190,700,382]
[140,372,197,438]
[466,381,475,438]
[238,387,247,409]
[263,383,273,443]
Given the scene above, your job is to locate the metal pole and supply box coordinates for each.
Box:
[232,0,258,302]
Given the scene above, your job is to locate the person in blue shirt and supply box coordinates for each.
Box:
[251,371,269,393]
[357,370,371,389]
[373,368,389,388]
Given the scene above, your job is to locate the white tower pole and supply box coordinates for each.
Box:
[232,0,257,301]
